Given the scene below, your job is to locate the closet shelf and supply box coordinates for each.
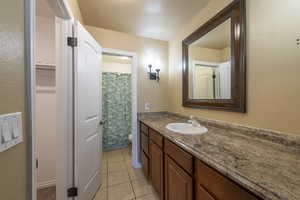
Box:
[36,64,56,70]
[36,86,56,93]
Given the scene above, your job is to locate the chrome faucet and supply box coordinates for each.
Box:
[188,115,201,127]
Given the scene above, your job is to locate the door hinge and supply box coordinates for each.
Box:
[67,37,77,47]
[36,158,38,169]
[67,187,78,197]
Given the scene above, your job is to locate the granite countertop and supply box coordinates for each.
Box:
[139,112,300,200]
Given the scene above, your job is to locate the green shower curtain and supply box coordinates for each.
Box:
[102,72,132,151]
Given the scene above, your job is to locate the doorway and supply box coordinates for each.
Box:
[29,1,138,200]
[102,54,132,151]
[32,0,74,200]
[35,0,58,199]
[102,49,139,169]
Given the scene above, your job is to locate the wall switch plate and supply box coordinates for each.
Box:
[0,112,23,152]
[145,103,151,111]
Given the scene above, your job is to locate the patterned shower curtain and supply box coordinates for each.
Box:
[102,72,132,151]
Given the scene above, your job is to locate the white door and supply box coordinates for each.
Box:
[194,66,214,99]
[74,21,102,200]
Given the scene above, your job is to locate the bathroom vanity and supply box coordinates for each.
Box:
[139,113,300,200]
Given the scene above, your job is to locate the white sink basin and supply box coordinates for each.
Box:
[166,123,208,135]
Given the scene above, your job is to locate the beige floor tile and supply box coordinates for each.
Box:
[94,189,107,200]
[108,154,125,164]
[125,159,133,169]
[108,161,127,173]
[131,179,153,198]
[102,156,108,164]
[107,182,135,200]
[108,171,130,186]
[135,192,160,200]
[102,163,108,174]
[102,153,108,161]
[101,173,108,188]
[121,147,131,156]
[128,168,146,181]
[123,154,132,161]
[107,149,123,157]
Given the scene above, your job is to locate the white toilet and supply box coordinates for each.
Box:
[128,134,132,143]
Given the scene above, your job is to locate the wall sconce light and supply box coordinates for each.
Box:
[148,64,160,82]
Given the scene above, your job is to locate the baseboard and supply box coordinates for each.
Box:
[38,179,56,189]
[133,161,142,168]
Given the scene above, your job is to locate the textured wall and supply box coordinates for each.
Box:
[0,0,27,199]
[168,0,300,134]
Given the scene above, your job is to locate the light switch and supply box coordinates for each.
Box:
[2,120,11,143]
[12,118,20,138]
[145,103,151,111]
[0,112,23,152]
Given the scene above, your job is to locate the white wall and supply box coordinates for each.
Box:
[36,16,55,66]
[102,62,132,74]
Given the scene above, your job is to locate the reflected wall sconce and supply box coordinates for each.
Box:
[148,64,160,82]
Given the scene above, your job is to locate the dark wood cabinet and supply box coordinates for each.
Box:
[140,122,149,179]
[141,150,149,178]
[139,121,262,200]
[195,160,260,200]
[149,140,164,200]
[140,122,149,135]
[149,128,163,148]
[164,139,193,175]
[196,184,215,200]
[141,132,149,155]
[165,155,193,200]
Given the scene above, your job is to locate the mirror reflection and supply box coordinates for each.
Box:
[189,19,231,99]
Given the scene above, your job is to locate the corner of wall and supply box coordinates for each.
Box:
[65,0,84,24]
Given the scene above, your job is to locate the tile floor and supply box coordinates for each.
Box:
[94,147,159,200]
[37,186,56,200]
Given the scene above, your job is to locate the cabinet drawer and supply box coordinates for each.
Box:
[140,122,149,135]
[196,184,215,200]
[141,132,149,155]
[195,160,259,200]
[149,128,163,148]
[164,139,193,175]
[141,150,149,179]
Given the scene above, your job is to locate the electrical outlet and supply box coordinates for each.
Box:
[145,103,151,111]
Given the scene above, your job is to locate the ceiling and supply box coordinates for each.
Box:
[193,19,231,49]
[78,0,210,41]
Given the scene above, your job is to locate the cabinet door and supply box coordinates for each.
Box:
[149,140,164,200]
[141,150,149,179]
[196,184,215,200]
[141,132,149,155]
[165,155,193,200]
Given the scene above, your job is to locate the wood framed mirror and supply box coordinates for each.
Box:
[182,0,246,112]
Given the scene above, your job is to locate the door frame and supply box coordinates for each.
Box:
[25,0,36,199]
[102,48,140,168]
[26,0,75,199]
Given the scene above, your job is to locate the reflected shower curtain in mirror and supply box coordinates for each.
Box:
[102,72,132,151]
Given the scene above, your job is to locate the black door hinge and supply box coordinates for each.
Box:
[67,187,78,197]
[36,159,38,169]
[67,37,77,47]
